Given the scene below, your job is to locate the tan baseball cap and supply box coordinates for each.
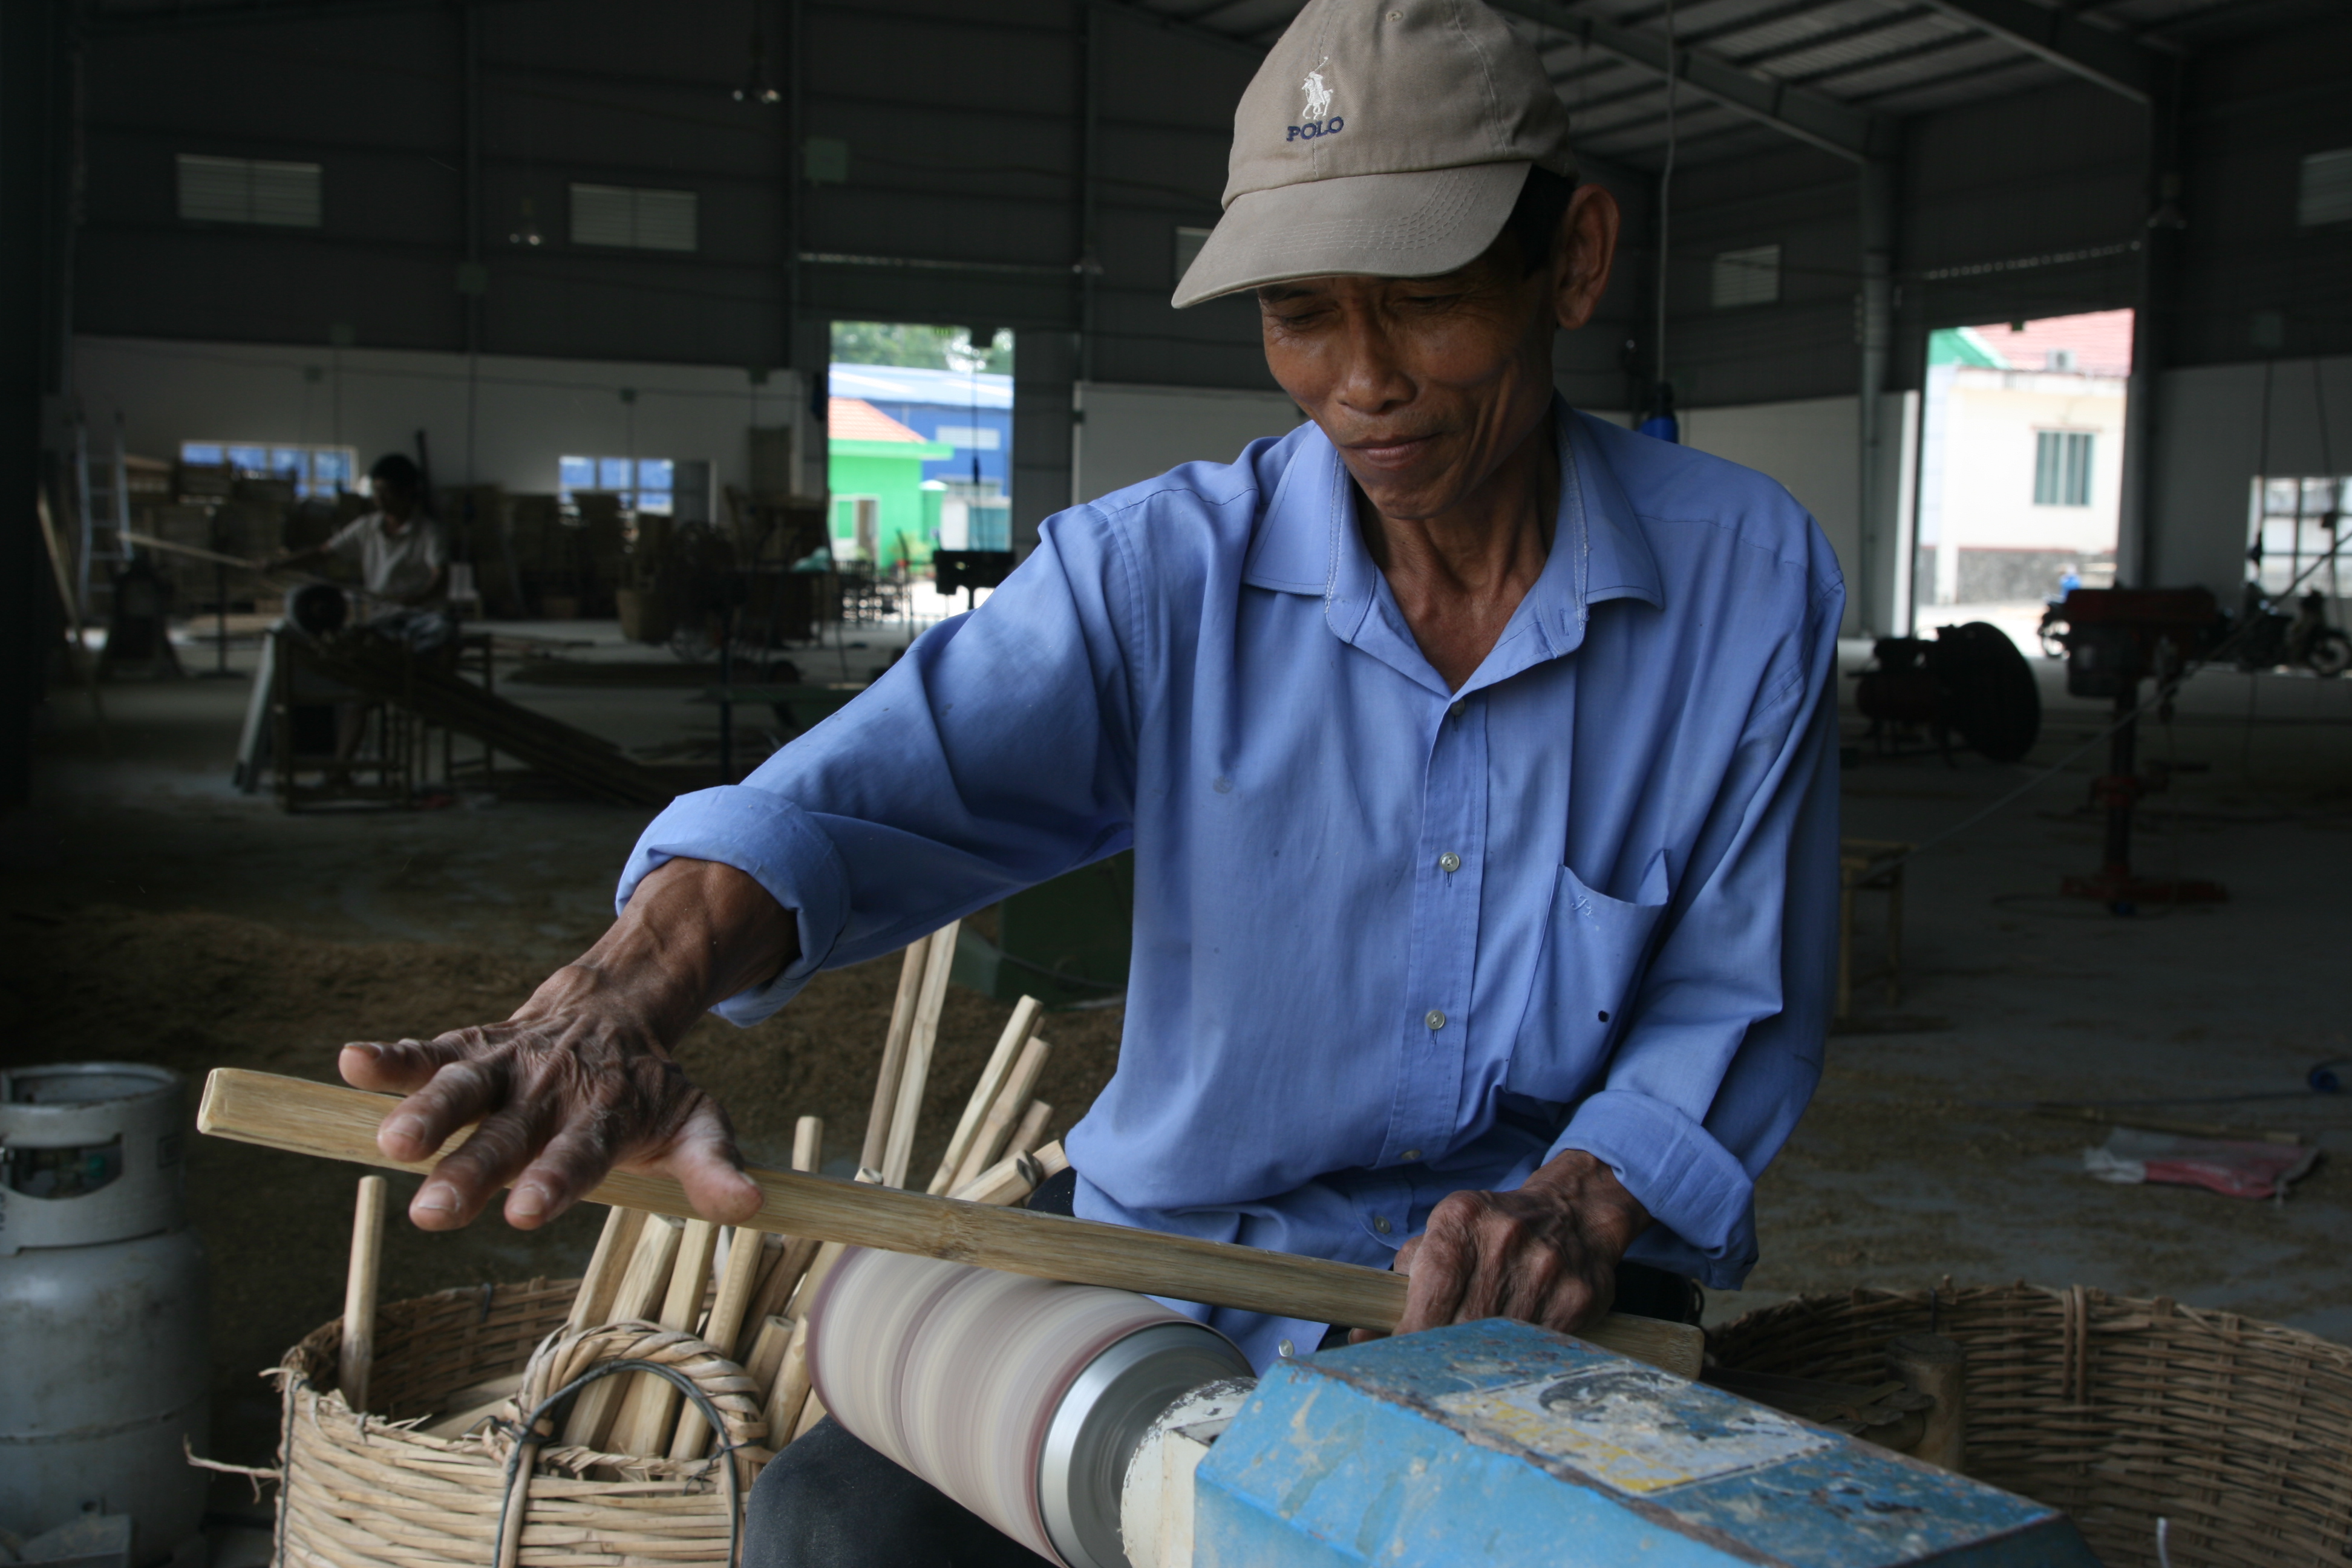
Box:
[1171,0,1576,309]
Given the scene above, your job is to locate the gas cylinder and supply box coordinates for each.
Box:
[0,1063,211,1562]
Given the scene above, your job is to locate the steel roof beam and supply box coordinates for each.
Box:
[1912,0,2166,103]
[1492,0,1895,163]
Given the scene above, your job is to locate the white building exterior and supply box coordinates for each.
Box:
[1916,318,2130,607]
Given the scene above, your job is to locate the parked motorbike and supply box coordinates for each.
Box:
[2233,585,2351,677]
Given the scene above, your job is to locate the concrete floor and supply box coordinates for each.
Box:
[4,609,2349,1492]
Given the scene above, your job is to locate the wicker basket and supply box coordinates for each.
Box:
[1710,1283,2352,1568]
[273,1276,767,1568]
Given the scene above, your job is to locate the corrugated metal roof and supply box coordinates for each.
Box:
[1118,0,2249,170]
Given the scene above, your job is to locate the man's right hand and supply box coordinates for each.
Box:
[339,857,799,1233]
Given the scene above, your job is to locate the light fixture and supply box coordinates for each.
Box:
[734,19,782,105]
[508,196,544,247]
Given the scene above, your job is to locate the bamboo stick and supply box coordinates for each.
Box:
[669,1214,771,1460]
[927,995,1043,1194]
[610,1218,720,1454]
[952,1034,1051,1191]
[560,1214,683,1449]
[882,921,961,1188]
[747,1235,822,1330]
[417,1371,526,1440]
[743,1314,794,1394]
[568,1206,649,1331]
[858,941,932,1177]
[339,1175,388,1412]
[740,1116,826,1334]
[1007,1099,1053,1159]
[764,1316,815,1448]
[1033,1140,1070,1180]
[947,1149,1042,1208]
[196,1068,1704,1376]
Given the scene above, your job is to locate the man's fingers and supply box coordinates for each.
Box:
[341,1036,469,1095]
[1541,1269,1610,1334]
[409,1093,560,1230]
[375,1054,509,1163]
[1496,1235,1565,1323]
[504,1116,623,1230]
[1396,1212,1473,1334]
[662,1100,764,1225]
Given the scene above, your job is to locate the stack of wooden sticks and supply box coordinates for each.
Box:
[344,919,1069,1472]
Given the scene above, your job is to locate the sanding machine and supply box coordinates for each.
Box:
[807,1251,2100,1568]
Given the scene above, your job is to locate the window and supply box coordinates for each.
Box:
[569,183,697,252]
[2247,474,2347,599]
[1174,226,1213,284]
[933,425,1001,450]
[180,439,354,498]
[1711,244,1780,309]
[177,154,322,228]
[2034,431,2094,508]
[2298,148,2352,229]
[558,456,673,513]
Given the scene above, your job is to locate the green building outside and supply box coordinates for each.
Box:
[828,396,953,570]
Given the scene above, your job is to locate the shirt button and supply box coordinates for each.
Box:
[1373,1215,1392,1235]
[1400,1149,1422,1163]
[1424,1009,1446,1031]
[1278,1339,1296,1358]
[1438,851,1461,874]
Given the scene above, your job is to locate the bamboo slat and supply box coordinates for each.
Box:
[198,1067,1699,1373]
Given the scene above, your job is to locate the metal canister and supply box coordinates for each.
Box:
[0,1063,211,1562]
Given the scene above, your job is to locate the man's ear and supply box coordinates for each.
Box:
[1552,184,1621,333]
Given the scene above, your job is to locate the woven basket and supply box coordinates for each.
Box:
[274,1276,768,1568]
[1710,1283,2352,1568]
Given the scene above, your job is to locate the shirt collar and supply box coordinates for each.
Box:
[1242,400,1662,687]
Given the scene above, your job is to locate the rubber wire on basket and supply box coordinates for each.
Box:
[490,1358,745,1568]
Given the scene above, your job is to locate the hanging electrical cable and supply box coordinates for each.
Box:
[1640,0,1681,443]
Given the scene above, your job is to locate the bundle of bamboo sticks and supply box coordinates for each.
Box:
[379,920,1068,1470]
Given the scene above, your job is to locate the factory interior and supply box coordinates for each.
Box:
[1,0,2349,1564]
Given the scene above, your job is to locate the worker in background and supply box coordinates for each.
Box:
[339,2,1841,1563]
[279,451,453,652]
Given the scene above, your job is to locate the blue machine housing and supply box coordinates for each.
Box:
[1192,1320,2098,1567]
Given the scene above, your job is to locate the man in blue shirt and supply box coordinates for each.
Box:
[342,0,1840,1559]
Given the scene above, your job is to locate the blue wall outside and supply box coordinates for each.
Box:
[829,363,1013,491]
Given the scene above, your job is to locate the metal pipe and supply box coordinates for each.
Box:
[1857,150,1899,635]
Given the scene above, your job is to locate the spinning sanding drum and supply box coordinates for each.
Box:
[807,1247,1250,1567]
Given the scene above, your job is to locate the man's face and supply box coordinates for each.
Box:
[1257,183,1619,524]
[373,477,417,521]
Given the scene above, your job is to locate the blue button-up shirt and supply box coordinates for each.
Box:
[620,402,1844,1369]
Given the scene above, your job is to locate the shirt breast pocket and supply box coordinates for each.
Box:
[1505,855,1670,1101]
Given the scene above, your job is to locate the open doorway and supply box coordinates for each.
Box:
[1913,309,2132,656]
[826,322,1013,584]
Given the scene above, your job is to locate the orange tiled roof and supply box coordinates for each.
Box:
[829,396,931,443]
[1973,310,2135,379]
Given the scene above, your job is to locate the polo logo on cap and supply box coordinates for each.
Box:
[1288,58,1344,142]
[1301,60,1333,121]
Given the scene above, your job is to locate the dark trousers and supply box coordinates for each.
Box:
[744,1168,1699,1568]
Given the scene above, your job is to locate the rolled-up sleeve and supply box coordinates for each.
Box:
[1552,580,1843,1286]
[615,506,1145,1024]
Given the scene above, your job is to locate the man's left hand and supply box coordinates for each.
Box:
[1365,1149,1649,1341]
